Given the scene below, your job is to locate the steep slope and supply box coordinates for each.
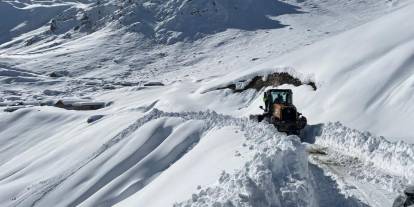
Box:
[1,0,408,104]
[282,3,414,142]
[205,3,414,142]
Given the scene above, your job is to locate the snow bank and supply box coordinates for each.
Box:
[175,136,315,207]
[315,122,414,185]
[2,106,366,207]
[0,107,311,207]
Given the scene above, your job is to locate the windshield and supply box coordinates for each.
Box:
[270,91,292,104]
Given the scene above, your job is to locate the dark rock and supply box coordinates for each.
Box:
[54,100,106,111]
[43,89,64,96]
[217,72,317,92]
[405,185,414,196]
[49,70,69,78]
[144,81,164,86]
[87,115,104,123]
[4,106,26,112]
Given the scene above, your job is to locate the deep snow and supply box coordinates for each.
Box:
[1,0,414,206]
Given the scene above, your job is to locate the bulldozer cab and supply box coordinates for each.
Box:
[256,89,307,135]
[264,89,293,112]
[269,90,292,105]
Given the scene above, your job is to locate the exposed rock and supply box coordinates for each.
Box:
[87,115,105,123]
[218,72,317,92]
[4,106,27,112]
[43,89,64,96]
[54,100,106,110]
[49,70,70,78]
[144,81,164,86]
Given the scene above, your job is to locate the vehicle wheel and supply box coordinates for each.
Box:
[257,115,264,122]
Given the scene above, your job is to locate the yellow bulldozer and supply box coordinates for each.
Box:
[252,89,307,135]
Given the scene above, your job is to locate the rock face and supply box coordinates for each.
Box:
[143,81,164,86]
[87,115,105,123]
[218,72,317,92]
[49,70,70,78]
[54,100,106,110]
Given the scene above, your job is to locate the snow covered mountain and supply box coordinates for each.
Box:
[1,0,414,206]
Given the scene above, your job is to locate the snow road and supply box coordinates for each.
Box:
[310,151,396,207]
[304,122,414,207]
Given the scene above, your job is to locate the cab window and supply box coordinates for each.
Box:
[270,91,292,104]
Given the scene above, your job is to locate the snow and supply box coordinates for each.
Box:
[115,127,252,207]
[175,136,315,207]
[202,2,414,142]
[313,122,414,188]
[1,0,414,206]
[268,4,414,142]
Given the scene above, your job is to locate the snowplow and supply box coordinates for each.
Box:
[251,89,307,135]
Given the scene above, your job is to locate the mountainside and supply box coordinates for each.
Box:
[1,0,414,207]
[204,3,414,142]
[0,0,300,48]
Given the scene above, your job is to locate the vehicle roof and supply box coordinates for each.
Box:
[265,89,293,93]
[405,185,414,195]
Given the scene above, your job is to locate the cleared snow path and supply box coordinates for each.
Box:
[304,122,414,207]
[310,150,397,207]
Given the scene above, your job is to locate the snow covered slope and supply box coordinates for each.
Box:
[277,3,414,142]
[206,3,414,142]
[1,0,414,206]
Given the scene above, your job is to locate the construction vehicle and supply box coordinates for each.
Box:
[393,185,414,207]
[252,89,307,135]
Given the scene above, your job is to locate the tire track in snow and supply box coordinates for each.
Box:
[311,122,414,187]
[305,122,414,206]
[310,151,398,207]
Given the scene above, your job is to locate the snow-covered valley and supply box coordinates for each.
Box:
[1,0,414,206]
